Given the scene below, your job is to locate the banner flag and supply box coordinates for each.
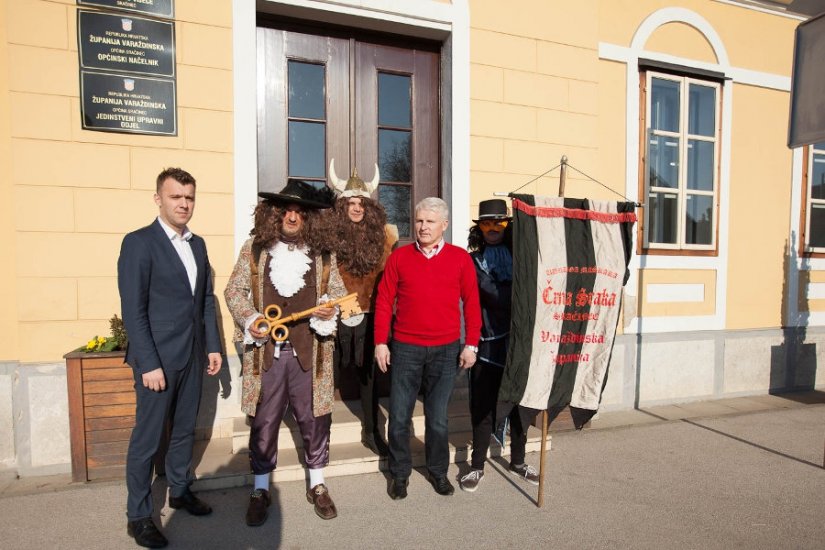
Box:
[498,195,636,429]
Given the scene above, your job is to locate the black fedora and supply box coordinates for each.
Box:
[473,199,511,223]
[258,179,336,210]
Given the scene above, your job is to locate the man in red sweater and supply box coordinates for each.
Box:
[374,197,481,500]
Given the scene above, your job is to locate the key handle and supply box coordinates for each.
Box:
[254,293,361,343]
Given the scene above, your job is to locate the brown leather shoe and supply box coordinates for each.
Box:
[245,489,270,527]
[306,483,337,520]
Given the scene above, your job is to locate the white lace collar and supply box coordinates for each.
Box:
[268,241,311,297]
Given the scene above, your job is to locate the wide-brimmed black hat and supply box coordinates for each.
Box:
[258,179,336,210]
[473,199,511,223]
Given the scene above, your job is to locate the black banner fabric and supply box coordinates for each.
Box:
[498,195,636,429]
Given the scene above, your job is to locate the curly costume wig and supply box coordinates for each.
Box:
[322,196,388,278]
[250,199,328,254]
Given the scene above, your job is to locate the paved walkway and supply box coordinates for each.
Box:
[1,391,824,549]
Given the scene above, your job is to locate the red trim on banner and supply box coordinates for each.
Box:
[513,199,637,223]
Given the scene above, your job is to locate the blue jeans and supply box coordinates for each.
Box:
[388,340,460,479]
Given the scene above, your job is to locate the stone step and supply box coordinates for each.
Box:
[196,374,562,492]
[232,396,473,453]
[191,423,549,493]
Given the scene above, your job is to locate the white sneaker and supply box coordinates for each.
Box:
[459,469,484,492]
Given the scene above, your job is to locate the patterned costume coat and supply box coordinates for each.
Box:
[224,238,345,417]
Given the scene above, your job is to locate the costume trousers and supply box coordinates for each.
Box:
[388,340,460,479]
[249,345,331,474]
[336,315,379,435]
[127,353,202,521]
[469,360,526,470]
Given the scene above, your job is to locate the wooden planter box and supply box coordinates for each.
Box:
[64,351,135,482]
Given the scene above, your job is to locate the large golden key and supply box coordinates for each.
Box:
[253,293,361,342]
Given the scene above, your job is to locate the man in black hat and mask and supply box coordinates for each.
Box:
[225,180,345,524]
[459,199,538,493]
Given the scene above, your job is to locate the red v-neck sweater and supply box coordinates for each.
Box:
[374,242,481,348]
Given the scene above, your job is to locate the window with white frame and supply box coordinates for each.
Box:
[804,142,825,252]
[644,72,721,251]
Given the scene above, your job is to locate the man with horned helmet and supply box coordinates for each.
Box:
[224,179,345,525]
[326,160,398,456]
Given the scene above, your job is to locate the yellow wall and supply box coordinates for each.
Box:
[1,0,21,360]
[598,0,798,74]
[597,0,797,328]
[468,0,607,219]
[4,0,235,362]
[800,271,825,313]
[644,21,717,63]
[0,0,810,362]
[639,269,717,317]
[726,84,793,329]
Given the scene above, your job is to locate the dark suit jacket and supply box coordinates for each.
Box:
[118,218,222,375]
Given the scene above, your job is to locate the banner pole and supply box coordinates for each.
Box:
[539,155,565,507]
[557,155,568,197]
[537,409,549,507]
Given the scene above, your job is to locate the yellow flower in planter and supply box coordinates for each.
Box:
[77,315,129,353]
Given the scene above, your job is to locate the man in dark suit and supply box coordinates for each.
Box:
[118,167,223,548]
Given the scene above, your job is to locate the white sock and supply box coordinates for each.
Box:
[254,473,269,491]
[309,468,325,488]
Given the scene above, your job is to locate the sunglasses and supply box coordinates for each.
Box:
[479,219,509,231]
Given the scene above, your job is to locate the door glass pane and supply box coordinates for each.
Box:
[651,78,680,133]
[688,83,716,137]
[379,184,411,238]
[378,73,411,128]
[687,139,714,191]
[649,133,679,189]
[379,129,411,182]
[288,121,325,178]
[685,194,713,245]
[288,61,325,119]
[812,149,825,200]
[648,191,678,244]
[810,203,825,248]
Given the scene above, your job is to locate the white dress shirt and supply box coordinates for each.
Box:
[415,237,445,259]
[157,217,197,295]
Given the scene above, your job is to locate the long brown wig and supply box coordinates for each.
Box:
[250,199,327,257]
[321,196,388,277]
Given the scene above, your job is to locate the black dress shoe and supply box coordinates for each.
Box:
[246,489,271,526]
[362,432,390,457]
[429,475,455,496]
[127,517,168,549]
[388,477,408,500]
[169,490,212,516]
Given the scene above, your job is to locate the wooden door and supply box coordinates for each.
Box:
[256,26,440,245]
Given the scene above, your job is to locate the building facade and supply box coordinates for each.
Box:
[0,0,822,475]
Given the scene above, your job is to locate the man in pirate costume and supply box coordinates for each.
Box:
[326,160,398,456]
[459,199,538,492]
[224,180,345,525]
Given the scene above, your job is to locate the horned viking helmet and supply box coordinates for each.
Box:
[329,159,380,199]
